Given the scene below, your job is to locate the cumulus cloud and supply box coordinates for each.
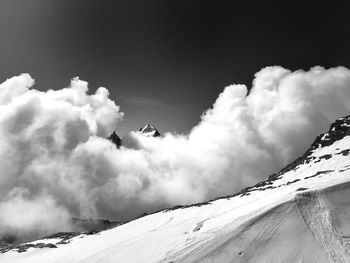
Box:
[1,66,350,242]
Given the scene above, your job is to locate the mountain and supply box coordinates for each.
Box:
[2,116,350,262]
[107,124,160,148]
[138,123,161,137]
[108,131,122,148]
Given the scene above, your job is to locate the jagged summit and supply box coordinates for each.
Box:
[108,131,121,148]
[238,114,350,197]
[107,123,161,148]
[311,115,350,149]
[138,123,160,137]
[276,114,350,176]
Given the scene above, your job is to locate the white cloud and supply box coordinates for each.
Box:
[1,66,350,241]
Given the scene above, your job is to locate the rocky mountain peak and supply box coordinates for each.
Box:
[108,131,121,148]
[256,115,350,184]
[138,123,161,137]
[311,115,350,150]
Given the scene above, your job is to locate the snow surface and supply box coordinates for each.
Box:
[2,123,350,262]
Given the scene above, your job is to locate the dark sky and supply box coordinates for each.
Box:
[1,0,350,135]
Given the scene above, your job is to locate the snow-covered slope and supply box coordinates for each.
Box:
[2,116,350,262]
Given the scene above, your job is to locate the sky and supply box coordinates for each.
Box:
[1,0,350,135]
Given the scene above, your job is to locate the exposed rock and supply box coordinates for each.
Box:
[138,123,161,137]
[108,131,122,148]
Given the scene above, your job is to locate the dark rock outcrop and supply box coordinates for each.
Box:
[108,131,122,148]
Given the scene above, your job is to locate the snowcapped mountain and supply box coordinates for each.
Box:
[107,124,160,148]
[2,116,350,262]
[138,123,161,137]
